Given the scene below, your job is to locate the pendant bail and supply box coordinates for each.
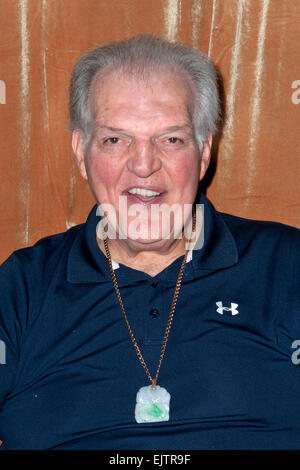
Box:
[151,378,157,389]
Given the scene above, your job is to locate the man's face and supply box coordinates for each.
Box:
[72,69,211,248]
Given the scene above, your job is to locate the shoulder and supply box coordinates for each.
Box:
[216,211,300,283]
[0,224,85,341]
[0,223,84,282]
[219,211,300,253]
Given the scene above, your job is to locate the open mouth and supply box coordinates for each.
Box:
[125,187,165,203]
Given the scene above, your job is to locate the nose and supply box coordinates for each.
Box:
[127,139,162,177]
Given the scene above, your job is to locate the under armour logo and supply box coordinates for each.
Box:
[216,302,239,316]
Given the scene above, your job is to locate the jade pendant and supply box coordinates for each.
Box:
[135,384,170,423]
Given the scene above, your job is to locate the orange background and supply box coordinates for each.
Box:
[0,0,299,263]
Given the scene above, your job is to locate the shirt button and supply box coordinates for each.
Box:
[151,281,158,288]
[150,308,160,318]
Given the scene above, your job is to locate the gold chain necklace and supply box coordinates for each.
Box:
[103,208,196,423]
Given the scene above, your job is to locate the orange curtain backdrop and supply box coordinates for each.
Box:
[0,0,299,263]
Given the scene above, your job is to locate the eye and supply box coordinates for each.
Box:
[166,137,184,144]
[104,137,120,144]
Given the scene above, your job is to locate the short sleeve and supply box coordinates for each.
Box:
[294,230,300,334]
[292,229,300,360]
[275,227,300,354]
[0,254,31,407]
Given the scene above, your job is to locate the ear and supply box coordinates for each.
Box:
[199,133,212,181]
[72,130,88,180]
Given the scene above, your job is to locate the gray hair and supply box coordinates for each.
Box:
[69,34,220,152]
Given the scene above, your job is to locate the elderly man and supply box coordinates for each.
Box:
[0,35,299,450]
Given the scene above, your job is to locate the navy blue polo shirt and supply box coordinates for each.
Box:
[0,194,299,450]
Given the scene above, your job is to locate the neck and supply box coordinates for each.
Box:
[97,207,202,277]
[98,237,187,276]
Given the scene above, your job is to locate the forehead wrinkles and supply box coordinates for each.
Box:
[89,68,195,126]
[93,104,192,139]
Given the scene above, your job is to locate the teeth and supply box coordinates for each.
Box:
[128,188,161,197]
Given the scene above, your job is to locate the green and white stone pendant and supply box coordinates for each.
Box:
[135,385,171,423]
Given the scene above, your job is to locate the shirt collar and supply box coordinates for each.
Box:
[67,194,239,285]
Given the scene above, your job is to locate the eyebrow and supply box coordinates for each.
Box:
[93,124,128,133]
[159,125,194,133]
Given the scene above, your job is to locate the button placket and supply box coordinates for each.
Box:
[149,308,160,319]
[144,280,169,344]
